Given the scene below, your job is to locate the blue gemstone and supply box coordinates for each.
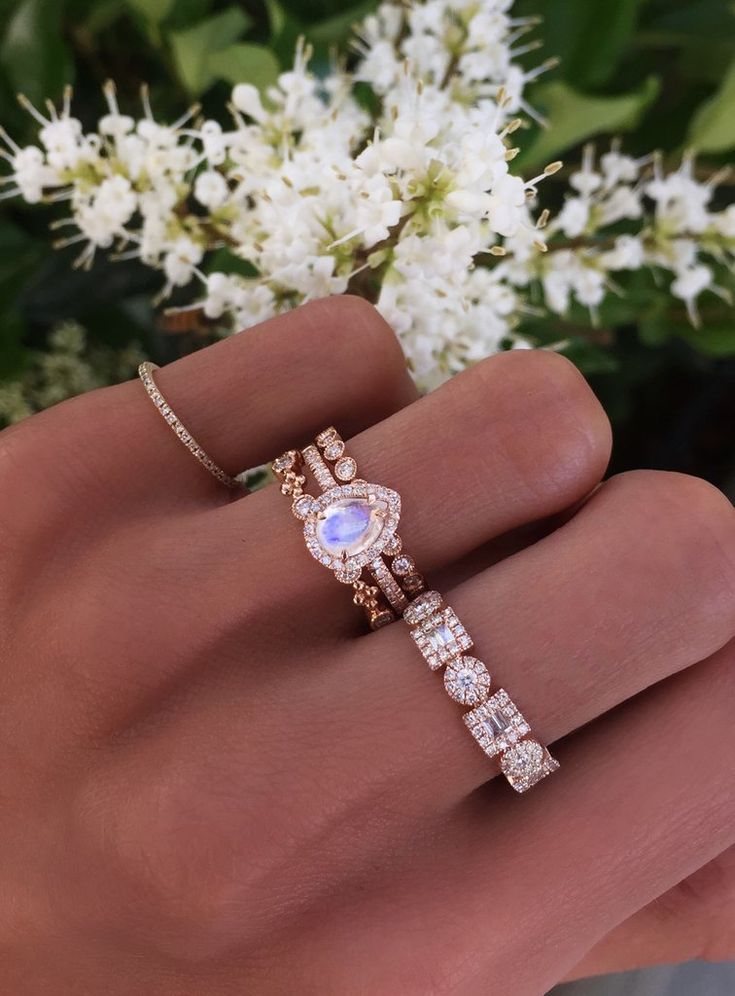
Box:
[320,500,372,547]
[316,498,386,557]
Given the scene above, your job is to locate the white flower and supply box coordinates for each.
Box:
[601,235,645,271]
[232,84,268,123]
[600,150,639,188]
[645,159,712,234]
[353,173,403,245]
[194,170,229,209]
[75,176,137,249]
[555,196,590,238]
[485,173,527,237]
[671,264,713,325]
[164,237,204,288]
[4,145,57,203]
[1,1,732,392]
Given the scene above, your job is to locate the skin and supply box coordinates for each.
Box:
[0,295,734,995]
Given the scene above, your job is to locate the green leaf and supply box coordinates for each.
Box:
[124,0,175,23]
[266,0,287,40]
[675,323,735,357]
[0,0,74,103]
[560,338,620,375]
[688,57,735,153]
[307,0,377,47]
[515,0,643,89]
[519,77,660,167]
[169,6,253,95]
[0,308,27,380]
[210,43,281,91]
[643,0,735,40]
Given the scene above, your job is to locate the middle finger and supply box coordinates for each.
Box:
[204,348,612,631]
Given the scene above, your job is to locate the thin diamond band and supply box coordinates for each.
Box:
[138,362,241,489]
[272,426,559,793]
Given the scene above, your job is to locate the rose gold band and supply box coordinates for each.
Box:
[138,363,242,489]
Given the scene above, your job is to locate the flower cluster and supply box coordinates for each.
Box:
[0,321,144,424]
[518,144,734,327]
[1,0,733,389]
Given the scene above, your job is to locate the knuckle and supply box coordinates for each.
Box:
[606,470,735,627]
[464,350,611,498]
[303,294,411,395]
[0,415,73,541]
[612,469,735,546]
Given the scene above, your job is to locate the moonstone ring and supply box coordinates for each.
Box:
[272,428,559,793]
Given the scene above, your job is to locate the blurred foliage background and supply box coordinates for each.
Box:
[0,0,734,488]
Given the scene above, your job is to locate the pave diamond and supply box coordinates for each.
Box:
[444,656,491,706]
[411,607,472,670]
[334,561,363,584]
[463,690,531,758]
[500,740,559,793]
[369,558,408,612]
[403,591,443,626]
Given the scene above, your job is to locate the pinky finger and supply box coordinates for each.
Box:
[564,845,735,980]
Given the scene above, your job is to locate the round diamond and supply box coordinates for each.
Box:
[391,555,414,576]
[370,609,395,630]
[402,573,424,594]
[499,740,551,792]
[444,656,491,706]
[403,591,443,626]
[384,534,402,556]
[315,497,389,559]
[324,440,345,461]
[292,495,316,519]
[334,456,357,481]
[335,562,362,584]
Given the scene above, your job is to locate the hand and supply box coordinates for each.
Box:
[1,297,734,995]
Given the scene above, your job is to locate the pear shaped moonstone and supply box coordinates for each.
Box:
[316,497,388,558]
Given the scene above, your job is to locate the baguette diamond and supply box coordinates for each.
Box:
[463,690,531,759]
[411,607,473,670]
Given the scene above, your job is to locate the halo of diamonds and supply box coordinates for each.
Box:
[444,656,492,706]
[302,481,401,580]
[273,428,424,628]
